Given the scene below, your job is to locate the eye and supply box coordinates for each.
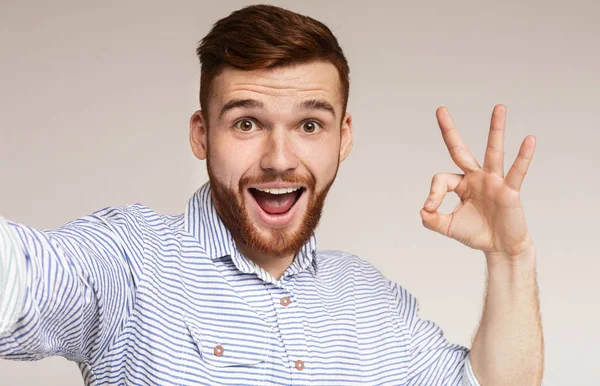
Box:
[234,119,257,132]
[301,121,321,134]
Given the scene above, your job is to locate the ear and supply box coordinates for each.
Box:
[339,112,353,163]
[189,110,208,160]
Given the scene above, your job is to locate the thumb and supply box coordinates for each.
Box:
[420,207,452,237]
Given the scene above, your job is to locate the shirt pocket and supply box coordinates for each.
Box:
[183,313,270,368]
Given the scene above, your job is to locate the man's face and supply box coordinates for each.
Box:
[190,61,353,258]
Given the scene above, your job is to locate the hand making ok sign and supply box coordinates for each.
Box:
[420,105,536,260]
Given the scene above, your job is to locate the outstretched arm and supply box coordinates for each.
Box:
[420,105,544,385]
[0,217,26,335]
[0,206,146,363]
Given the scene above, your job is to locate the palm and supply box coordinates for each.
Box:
[420,105,536,257]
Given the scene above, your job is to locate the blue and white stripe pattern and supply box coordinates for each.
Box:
[0,217,26,334]
[0,182,481,385]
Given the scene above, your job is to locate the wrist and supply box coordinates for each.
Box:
[484,243,537,270]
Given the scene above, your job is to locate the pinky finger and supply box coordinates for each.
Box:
[505,135,536,191]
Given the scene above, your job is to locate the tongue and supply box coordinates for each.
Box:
[252,190,298,214]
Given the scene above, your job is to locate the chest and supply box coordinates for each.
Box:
[104,247,410,385]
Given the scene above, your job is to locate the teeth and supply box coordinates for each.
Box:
[255,187,300,195]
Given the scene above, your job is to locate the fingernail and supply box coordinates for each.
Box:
[424,200,433,209]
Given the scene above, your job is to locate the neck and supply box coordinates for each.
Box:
[235,241,294,281]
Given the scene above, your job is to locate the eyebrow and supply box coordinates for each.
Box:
[218,98,264,119]
[298,99,336,119]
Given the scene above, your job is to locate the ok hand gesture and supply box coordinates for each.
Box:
[420,105,536,260]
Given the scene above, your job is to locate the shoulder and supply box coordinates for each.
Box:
[90,203,183,233]
[91,203,156,223]
[81,204,187,256]
[315,249,380,272]
[313,249,391,287]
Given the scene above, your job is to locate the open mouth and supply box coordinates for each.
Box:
[248,187,305,215]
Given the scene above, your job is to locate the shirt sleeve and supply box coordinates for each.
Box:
[0,205,147,364]
[462,354,482,386]
[387,280,482,386]
[0,216,26,334]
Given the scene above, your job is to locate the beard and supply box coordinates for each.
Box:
[207,157,337,258]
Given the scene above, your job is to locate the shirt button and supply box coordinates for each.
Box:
[280,296,291,307]
[214,345,224,357]
[295,359,305,371]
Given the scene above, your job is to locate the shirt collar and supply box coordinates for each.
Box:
[184,181,318,283]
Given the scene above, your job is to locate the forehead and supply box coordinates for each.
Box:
[210,61,342,117]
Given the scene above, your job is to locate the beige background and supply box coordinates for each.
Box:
[1,0,598,385]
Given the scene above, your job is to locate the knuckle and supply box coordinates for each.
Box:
[486,146,504,155]
[431,173,444,184]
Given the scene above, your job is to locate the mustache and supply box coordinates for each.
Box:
[239,170,316,190]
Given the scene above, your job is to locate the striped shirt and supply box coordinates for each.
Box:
[0,182,481,385]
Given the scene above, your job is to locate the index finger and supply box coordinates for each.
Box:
[436,106,481,173]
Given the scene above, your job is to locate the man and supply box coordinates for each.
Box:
[0,4,543,385]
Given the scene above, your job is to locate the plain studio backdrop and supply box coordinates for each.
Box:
[0,0,598,385]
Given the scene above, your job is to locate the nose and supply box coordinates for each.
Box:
[259,128,299,174]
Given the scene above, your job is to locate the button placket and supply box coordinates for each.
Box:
[271,288,309,381]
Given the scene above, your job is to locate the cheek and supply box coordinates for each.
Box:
[313,156,339,186]
[298,138,341,188]
[209,134,261,186]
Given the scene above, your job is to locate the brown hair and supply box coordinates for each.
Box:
[196,4,350,122]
